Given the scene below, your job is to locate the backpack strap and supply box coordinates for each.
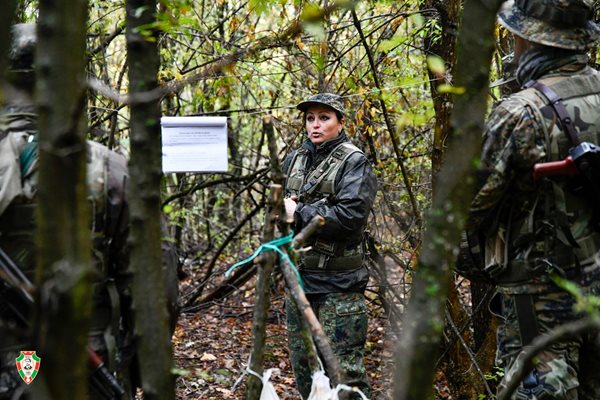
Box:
[523,80,581,146]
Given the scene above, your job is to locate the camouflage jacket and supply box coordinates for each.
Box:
[283,133,377,294]
[467,65,600,293]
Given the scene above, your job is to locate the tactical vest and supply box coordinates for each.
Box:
[285,141,366,271]
[286,141,362,201]
[490,70,600,286]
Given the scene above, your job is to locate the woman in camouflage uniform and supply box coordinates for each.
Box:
[283,93,377,399]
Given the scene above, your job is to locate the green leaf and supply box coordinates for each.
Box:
[379,34,408,52]
[437,84,466,95]
[301,3,323,22]
[409,12,424,29]
[426,55,445,76]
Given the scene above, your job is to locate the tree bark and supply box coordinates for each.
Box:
[126,1,175,399]
[393,1,503,399]
[246,185,280,399]
[0,1,17,87]
[34,1,90,398]
[422,0,461,183]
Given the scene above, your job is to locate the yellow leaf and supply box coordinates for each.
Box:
[437,84,466,95]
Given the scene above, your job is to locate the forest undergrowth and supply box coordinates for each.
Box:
[173,252,421,400]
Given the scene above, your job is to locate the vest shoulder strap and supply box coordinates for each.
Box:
[303,142,363,196]
[544,73,600,101]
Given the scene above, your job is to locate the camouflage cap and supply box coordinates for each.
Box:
[498,0,600,51]
[296,93,346,117]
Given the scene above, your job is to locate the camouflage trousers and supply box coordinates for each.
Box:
[286,292,370,400]
[495,279,600,400]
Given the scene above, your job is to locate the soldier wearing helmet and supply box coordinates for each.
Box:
[463,1,600,398]
[282,93,377,399]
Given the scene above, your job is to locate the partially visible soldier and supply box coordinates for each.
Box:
[0,23,179,398]
[464,0,600,398]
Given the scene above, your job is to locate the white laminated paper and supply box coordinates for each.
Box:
[161,116,228,173]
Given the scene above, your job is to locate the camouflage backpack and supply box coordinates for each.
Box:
[484,70,600,285]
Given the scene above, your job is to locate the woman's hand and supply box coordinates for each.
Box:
[284,195,298,222]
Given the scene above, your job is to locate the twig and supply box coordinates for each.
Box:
[351,9,421,222]
[497,317,600,400]
[444,308,494,397]
[280,215,341,385]
[180,202,264,308]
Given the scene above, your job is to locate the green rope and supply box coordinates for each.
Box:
[225,232,303,287]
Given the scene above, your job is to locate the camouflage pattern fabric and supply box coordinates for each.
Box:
[498,0,600,51]
[296,93,346,117]
[495,279,600,399]
[286,292,370,400]
[466,58,600,398]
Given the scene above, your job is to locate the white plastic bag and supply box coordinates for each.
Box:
[307,370,369,400]
[259,368,280,400]
[307,371,334,400]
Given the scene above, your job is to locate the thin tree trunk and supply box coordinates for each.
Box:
[246,184,279,399]
[34,1,90,398]
[393,1,503,399]
[420,2,497,397]
[422,0,460,183]
[351,10,420,222]
[0,1,17,84]
[126,1,175,399]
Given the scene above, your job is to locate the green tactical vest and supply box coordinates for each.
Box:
[285,141,363,201]
[492,70,600,285]
[285,141,366,271]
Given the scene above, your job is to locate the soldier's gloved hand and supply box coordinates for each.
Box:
[284,196,298,223]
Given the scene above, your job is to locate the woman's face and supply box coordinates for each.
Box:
[305,105,343,148]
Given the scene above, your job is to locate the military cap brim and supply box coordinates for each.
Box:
[498,0,600,51]
[296,93,346,117]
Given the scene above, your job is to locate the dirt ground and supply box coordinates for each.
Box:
[173,289,397,399]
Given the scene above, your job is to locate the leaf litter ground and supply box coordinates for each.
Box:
[174,271,398,399]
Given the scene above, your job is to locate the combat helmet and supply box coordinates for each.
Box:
[296,93,346,119]
[498,0,600,51]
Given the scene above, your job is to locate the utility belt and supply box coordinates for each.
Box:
[301,238,365,272]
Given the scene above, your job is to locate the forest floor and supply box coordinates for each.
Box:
[173,271,401,399]
[173,290,398,400]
